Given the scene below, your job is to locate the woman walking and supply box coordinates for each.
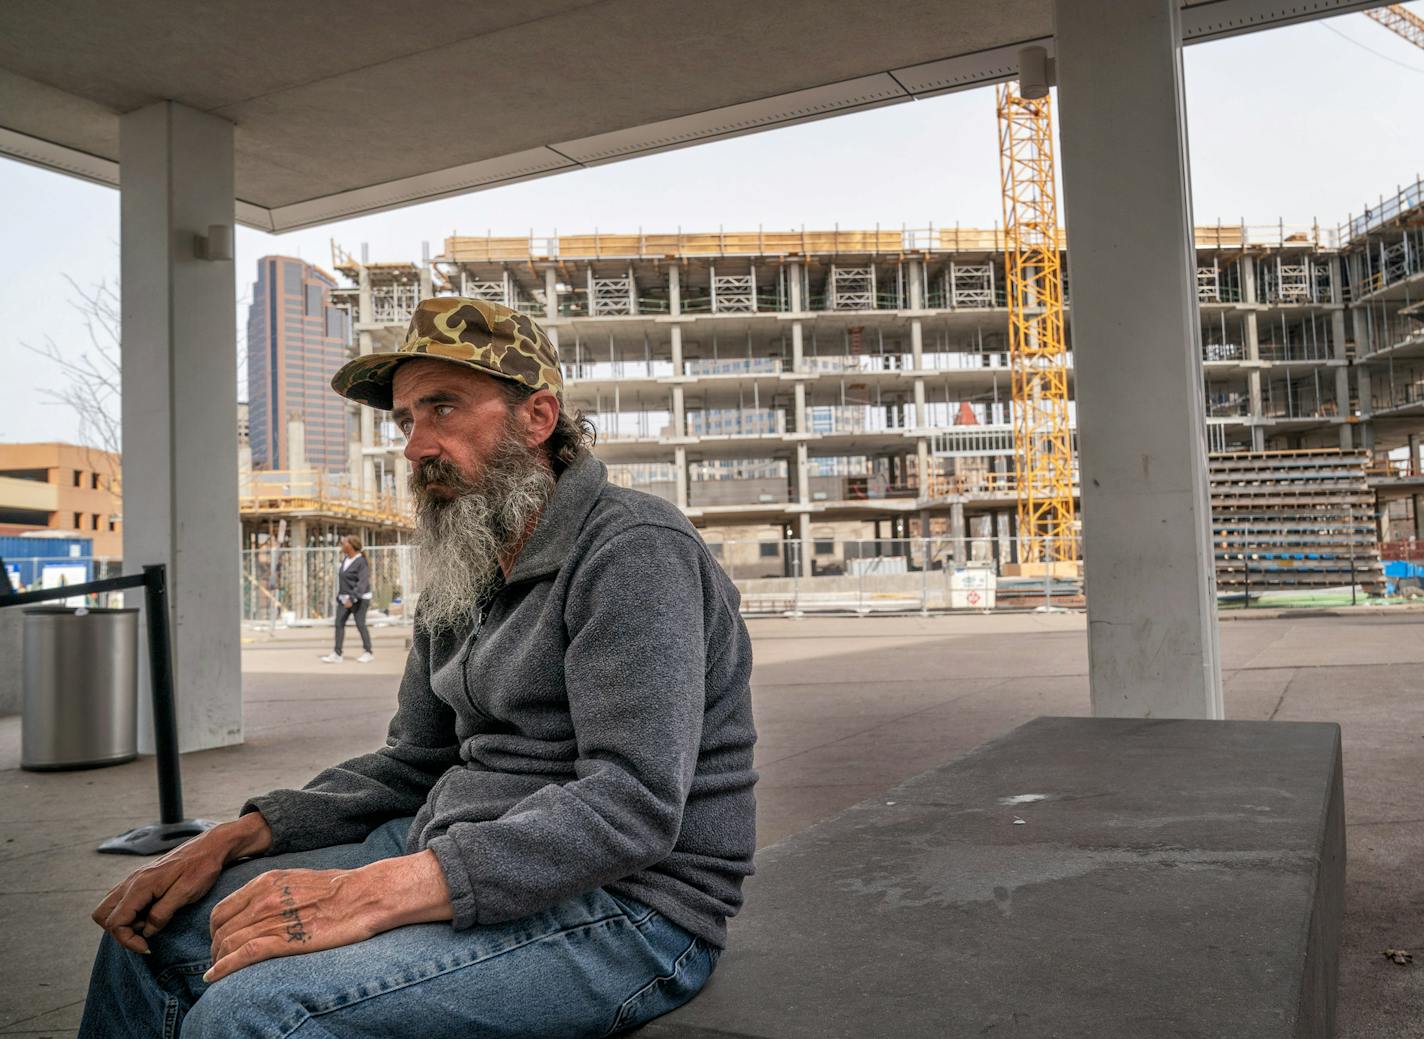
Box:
[321,535,373,663]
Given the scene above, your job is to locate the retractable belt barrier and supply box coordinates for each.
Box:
[0,563,215,854]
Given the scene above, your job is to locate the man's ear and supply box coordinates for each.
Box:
[521,389,560,448]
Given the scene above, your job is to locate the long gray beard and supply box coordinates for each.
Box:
[410,433,555,636]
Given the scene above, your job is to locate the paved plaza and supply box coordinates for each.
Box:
[1,611,1421,1037]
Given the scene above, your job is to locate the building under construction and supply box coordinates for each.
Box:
[327,176,1424,583]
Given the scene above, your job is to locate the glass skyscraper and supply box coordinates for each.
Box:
[245,257,352,472]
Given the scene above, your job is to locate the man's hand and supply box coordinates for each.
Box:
[92,812,273,955]
[204,850,451,982]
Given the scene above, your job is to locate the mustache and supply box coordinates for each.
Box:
[411,457,475,497]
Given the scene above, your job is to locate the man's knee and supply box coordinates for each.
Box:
[178,968,307,1039]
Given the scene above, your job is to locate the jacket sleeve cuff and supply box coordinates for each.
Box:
[240,794,296,855]
[427,832,482,930]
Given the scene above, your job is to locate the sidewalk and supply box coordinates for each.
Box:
[2,612,1420,1036]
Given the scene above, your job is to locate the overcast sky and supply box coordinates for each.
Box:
[3,7,1423,444]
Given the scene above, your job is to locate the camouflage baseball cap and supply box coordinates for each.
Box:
[331,297,562,410]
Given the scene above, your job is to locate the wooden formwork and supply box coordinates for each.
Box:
[1209,449,1383,593]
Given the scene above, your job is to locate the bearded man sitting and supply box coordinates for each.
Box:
[79,298,758,1039]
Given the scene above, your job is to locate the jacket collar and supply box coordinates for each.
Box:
[504,452,607,585]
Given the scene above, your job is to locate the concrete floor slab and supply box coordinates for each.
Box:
[1,615,1420,1037]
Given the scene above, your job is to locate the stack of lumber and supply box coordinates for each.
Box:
[1210,450,1382,594]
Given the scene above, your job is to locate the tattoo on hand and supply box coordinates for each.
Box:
[278,884,310,944]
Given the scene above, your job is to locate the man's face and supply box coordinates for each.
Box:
[392,360,519,497]
[391,359,559,633]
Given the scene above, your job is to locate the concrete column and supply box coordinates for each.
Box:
[995,509,1012,566]
[542,266,561,354]
[418,246,433,300]
[795,434,813,580]
[996,506,1019,563]
[286,415,309,475]
[1355,356,1372,418]
[119,101,242,752]
[670,323,686,437]
[917,438,932,496]
[356,269,377,496]
[544,266,559,322]
[358,265,373,330]
[950,501,966,565]
[360,437,378,495]
[789,261,805,372]
[1239,257,1265,451]
[1334,359,1352,449]
[347,439,364,491]
[288,518,310,620]
[1240,256,1258,306]
[674,446,688,509]
[1055,0,1223,719]
[794,382,807,435]
[908,259,925,311]
[911,291,928,430]
[1332,309,1352,449]
[1350,299,1376,450]
[669,268,684,441]
[1409,434,1421,477]
[393,454,410,508]
[1356,366,1375,452]
[670,325,684,372]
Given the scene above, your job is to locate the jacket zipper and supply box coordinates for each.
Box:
[459,592,498,722]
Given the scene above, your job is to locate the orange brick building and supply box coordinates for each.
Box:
[0,443,123,557]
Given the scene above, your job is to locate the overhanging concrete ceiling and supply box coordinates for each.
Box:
[0,0,1384,233]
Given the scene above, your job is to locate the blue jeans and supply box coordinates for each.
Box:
[78,817,718,1038]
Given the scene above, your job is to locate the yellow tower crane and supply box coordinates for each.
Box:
[996,82,1076,569]
[990,3,1419,572]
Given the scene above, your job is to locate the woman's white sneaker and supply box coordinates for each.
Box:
[357,652,374,663]
[320,653,343,663]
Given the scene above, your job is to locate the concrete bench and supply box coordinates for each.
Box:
[643,716,1344,1038]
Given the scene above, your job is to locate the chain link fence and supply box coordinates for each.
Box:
[706,537,1081,615]
[230,538,1082,624]
[241,545,417,627]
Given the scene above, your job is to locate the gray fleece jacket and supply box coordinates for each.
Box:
[243,453,758,947]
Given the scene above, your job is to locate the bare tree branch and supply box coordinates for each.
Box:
[21,275,250,499]
[22,277,124,493]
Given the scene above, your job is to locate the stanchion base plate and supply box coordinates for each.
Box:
[98,820,219,855]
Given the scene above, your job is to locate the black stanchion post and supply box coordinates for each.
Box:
[143,563,183,825]
[97,563,217,855]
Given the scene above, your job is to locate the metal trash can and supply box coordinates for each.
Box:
[21,606,139,771]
